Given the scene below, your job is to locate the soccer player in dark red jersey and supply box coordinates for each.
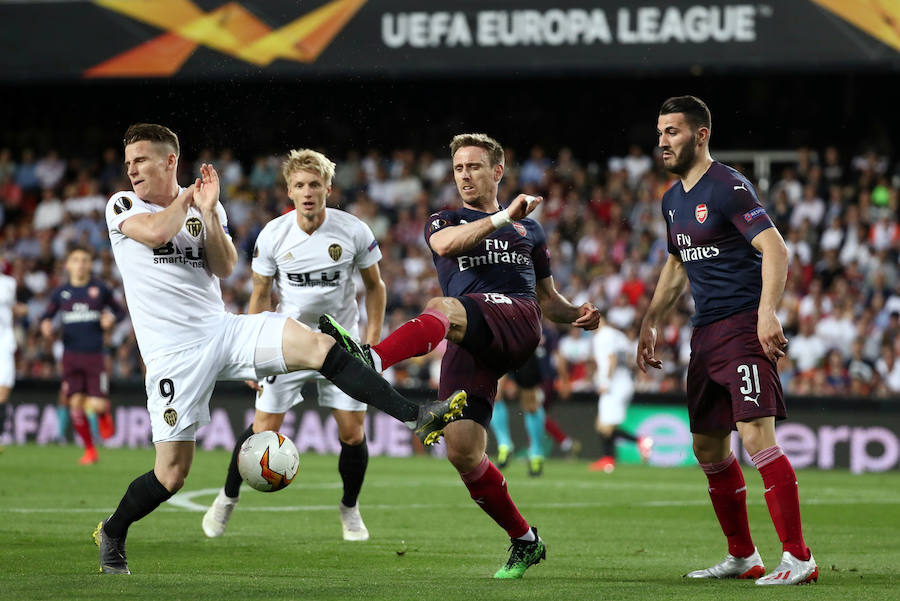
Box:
[41,246,125,464]
[637,96,817,586]
[321,133,600,578]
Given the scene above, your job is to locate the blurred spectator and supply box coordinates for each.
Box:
[34,150,65,190]
[32,187,64,231]
[217,148,243,192]
[773,166,803,205]
[2,137,899,400]
[847,339,877,396]
[790,183,825,230]
[875,343,900,394]
[790,317,827,373]
[822,348,850,394]
[622,144,653,189]
[821,146,844,186]
[519,145,549,186]
[15,149,39,194]
[249,155,279,190]
[0,149,16,182]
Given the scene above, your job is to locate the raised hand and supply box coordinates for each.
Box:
[175,184,195,210]
[192,163,220,214]
[506,194,542,221]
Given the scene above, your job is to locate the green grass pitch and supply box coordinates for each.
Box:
[1,444,898,601]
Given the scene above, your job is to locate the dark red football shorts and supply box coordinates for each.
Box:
[686,309,786,433]
[439,293,541,425]
[62,352,108,398]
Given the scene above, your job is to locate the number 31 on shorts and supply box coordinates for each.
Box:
[737,364,760,404]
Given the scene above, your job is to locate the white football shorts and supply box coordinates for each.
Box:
[597,374,635,426]
[145,311,289,442]
[0,350,14,389]
[256,370,367,414]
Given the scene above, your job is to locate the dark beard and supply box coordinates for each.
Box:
[666,136,697,176]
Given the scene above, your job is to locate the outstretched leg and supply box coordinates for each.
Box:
[281,318,465,444]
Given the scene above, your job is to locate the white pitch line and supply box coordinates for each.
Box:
[4,494,899,514]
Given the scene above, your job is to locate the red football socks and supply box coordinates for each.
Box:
[71,408,95,451]
[752,445,810,560]
[701,453,755,558]
[460,454,530,538]
[544,415,568,444]
[371,309,449,370]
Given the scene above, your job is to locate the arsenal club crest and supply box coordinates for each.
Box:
[88,286,100,298]
[328,243,342,261]
[513,222,527,237]
[695,204,708,224]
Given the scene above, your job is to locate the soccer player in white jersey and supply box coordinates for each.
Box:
[0,269,24,453]
[202,149,385,542]
[589,312,652,473]
[94,124,466,575]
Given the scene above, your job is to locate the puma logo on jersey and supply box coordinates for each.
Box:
[743,394,760,406]
[733,183,748,191]
[668,209,676,221]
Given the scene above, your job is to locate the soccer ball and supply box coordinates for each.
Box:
[237,430,300,492]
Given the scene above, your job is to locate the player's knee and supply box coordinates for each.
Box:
[339,428,365,446]
[425,296,464,326]
[692,441,724,464]
[446,444,482,473]
[283,320,334,371]
[156,465,190,493]
[424,296,450,315]
[739,429,767,456]
[253,412,284,433]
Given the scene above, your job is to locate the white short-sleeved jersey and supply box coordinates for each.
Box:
[0,274,17,354]
[592,324,631,390]
[252,208,381,333]
[106,190,229,362]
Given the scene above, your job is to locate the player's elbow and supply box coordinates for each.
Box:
[212,261,235,279]
[430,240,456,257]
[765,239,789,264]
[142,225,173,249]
[428,232,456,257]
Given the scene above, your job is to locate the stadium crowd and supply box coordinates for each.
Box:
[2,140,900,399]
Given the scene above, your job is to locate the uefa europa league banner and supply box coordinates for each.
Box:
[3,1,900,80]
[4,380,900,473]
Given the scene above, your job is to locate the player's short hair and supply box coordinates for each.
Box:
[450,133,505,167]
[123,123,180,158]
[281,148,336,186]
[659,96,712,133]
[66,245,93,258]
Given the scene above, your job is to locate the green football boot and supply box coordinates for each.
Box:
[494,527,546,579]
[318,314,375,369]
